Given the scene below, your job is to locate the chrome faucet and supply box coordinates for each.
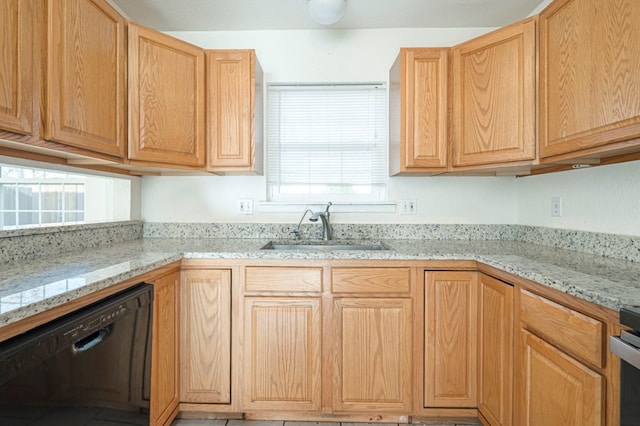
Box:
[309,202,333,240]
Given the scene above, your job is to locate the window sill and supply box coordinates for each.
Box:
[257,201,396,214]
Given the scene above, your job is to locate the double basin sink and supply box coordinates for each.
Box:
[261,240,391,251]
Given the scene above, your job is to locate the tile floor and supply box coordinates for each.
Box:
[171,420,481,426]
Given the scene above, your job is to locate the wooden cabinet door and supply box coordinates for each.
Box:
[478,274,513,426]
[0,0,35,137]
[128,23,206,168]
[515,330,604,426]
[389,48,448,174]
[333,298,412,412]
[150,272,180,426]
[424,271,478,408]
[539,0,640,161]
[243,297,322,411]
[451,18,536,167]
[46,0,126,157]
[207,50,263,174]
[181,269,231,403]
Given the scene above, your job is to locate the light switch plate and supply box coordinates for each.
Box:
[237,199,253,215]
[399,200,417,215]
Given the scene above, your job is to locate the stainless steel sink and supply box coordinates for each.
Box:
[260,241,391,251]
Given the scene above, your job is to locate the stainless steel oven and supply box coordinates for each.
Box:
[611,306,640,426]
[0,283,153,425]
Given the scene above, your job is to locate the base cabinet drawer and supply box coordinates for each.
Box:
[519,289,604,368]
[332,267,411,293]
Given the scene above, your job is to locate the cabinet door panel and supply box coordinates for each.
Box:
[516,330,604,426]
[389,48,448,174]
[150,272,180,426]
[181,269,231,403]
[128,23,205,167]
[424,271,478,407]
[0,0,34,136]
[451,18,536,167]
[243,297,322,411]
[46,0,126,157]
[207,50,262,172]
[478,274,513,426]
[334,298,412,412]
[540,0,640,159]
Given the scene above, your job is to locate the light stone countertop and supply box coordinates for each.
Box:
[2,237,640,329]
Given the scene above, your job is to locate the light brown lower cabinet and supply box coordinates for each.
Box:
[242,297,322,411]
[180,269,232,404]
[333,297,413,412]
[478,274,513,426]
[516,330,603,425]
[167,262,616,425]
[150,271,180,426]
[514,288,605,426]
[424,271,478,408]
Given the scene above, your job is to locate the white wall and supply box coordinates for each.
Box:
[141,174,517,224]
[516,161,640,236]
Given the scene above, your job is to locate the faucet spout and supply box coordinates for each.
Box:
[308,202,333,240]
[318,213,332,241]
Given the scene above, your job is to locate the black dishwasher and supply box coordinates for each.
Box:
[0,283,153,425]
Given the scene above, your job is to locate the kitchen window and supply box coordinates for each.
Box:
[0,164,131,230]
[266,83,387,202]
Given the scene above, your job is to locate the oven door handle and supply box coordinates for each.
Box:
[610,336,640,369]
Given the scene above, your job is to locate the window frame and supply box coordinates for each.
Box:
[265,82,389,203]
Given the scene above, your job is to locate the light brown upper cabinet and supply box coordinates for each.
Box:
[0,0,37,139]
[46,0,126,158]
[128,23,206,169]
[539,0,640,163]
[389,48,448,175]
[450,18,536,170]
[207,50,263,174]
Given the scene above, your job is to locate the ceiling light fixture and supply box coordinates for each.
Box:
[308,0,346,25]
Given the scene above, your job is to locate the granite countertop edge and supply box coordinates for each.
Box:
[2,237,639,330]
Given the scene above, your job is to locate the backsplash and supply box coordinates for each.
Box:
[516,225,640,262]
[142,222,517,241]
[2,221,639,264]
[0,221,143,264]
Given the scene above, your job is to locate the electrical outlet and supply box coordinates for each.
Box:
[551,196,562,217]
[237,199,253,215]
[399,200,417,215]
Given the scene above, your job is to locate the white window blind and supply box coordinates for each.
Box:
[266,83,387,202]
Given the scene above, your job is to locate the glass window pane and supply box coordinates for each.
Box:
[18,212,39,226]
[64,185,85,210]
[41,184,63,210]
[41,212,63,224]
[17,185,39,210]
[1,184,17,209]
[65,212,84,222]
[2,212,16,227]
